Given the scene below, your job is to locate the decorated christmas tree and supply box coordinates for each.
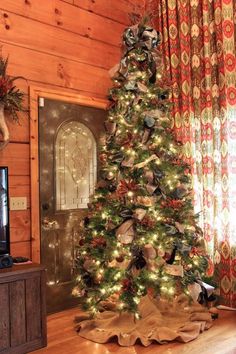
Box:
[73,19,209,319]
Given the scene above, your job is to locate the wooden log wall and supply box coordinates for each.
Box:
[0,0,145,258]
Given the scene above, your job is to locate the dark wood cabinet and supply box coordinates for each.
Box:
[0,264,47,354]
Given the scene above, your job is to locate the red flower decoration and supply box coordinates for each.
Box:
[162,199,183,209]
[120,132,137,148]
[139,215,155,229]
[91,236,106,248]
[122,278,133,291]
[0,77,13,98]
[117,179,138,197]
[172,157,185,166]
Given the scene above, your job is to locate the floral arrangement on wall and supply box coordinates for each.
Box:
[0,55,26,149]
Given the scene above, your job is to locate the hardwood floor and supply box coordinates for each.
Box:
[32,307,236,354]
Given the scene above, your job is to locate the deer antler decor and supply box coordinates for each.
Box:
[0,55,26,150]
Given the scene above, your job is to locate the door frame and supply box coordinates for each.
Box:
[29,85,108,263]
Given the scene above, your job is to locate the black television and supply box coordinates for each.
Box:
[0,167,10,256]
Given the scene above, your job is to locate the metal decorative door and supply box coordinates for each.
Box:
[39,98,106,313]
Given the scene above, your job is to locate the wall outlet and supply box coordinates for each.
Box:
[10,197,27,211]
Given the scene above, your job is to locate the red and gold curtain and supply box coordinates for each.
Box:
[155,0,236,307]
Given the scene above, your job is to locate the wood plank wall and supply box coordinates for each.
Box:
[0,0,145,258]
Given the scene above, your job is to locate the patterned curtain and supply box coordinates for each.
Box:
[154,0,236,307]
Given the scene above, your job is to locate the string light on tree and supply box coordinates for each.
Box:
[73,18,210,319]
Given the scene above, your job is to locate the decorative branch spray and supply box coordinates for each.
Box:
[0,55,27,149]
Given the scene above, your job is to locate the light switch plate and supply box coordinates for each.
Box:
[10,197,27,211]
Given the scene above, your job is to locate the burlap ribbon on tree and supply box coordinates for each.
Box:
[75,295,212,347]
[109,25,160,81]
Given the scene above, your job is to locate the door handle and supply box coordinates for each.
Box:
[42,202,50,211]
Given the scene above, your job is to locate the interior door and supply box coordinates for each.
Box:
[38,98,106,313]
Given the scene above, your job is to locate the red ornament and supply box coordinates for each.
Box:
[79,239,85,246]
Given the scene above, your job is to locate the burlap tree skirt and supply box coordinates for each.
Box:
[75,295,212,347]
